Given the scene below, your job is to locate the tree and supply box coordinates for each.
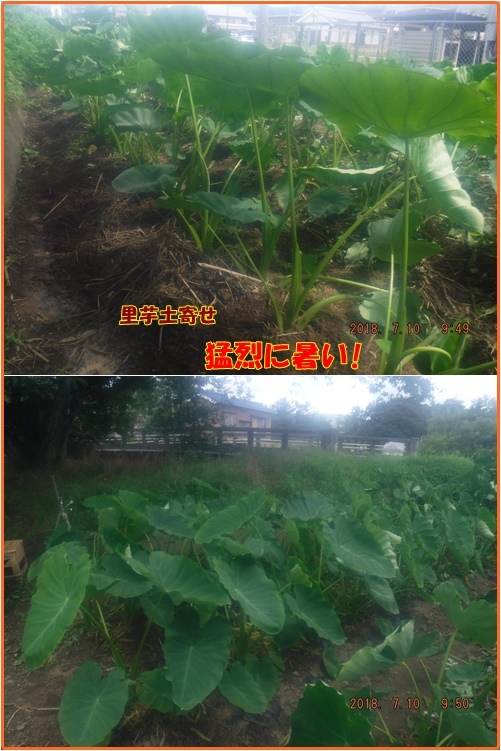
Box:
[4,377,153,469]
[420,398,496,462]
[142,377,217,446]
[271,398,332,430]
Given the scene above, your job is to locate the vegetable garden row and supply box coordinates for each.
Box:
[23,472,496,746]
[38,6,496,374]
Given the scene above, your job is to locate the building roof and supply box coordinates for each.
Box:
[378,6,487,24]
[297,7,379,25]
[204,392,275,414]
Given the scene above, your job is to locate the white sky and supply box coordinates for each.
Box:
[212,375,497,415]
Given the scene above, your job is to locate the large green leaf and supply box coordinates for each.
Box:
[188,192,278,225]
[195,489,265,544]
[288,681,375,746]
[138,668,175,713]
[107,104,166,133]
[282,492,333,521]
[68,76,123,97]
[338,621,414,681]
[412,135,484,233]
[364,575,399,615]
[88,553,152,598]
[212,557,285,634]
[299,63,496,140]
[218,655,279,713]
[448,709,497,747]
[125,550,230,607]
[411,513,440,560]
[145,506,195,539]
[23,544,91,669]
[323,518,395,578]
[285,585,345,644]
[139,589,174,627]
[148,37,311,98]
[59,661,128,746]
[130,6,207,50]
[368,210,441,266]
[163,609,232,710]
[112,164,177,194]
[444,508,475,567]
[306,187,352,218]
[434,582,496,646]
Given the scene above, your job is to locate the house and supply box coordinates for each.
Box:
[198,4,256,39]
[378,6,489,64]
[204,393,274,429]
[295,7,386,59]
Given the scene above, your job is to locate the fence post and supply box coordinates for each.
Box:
[247,429,254,448]
[281,431,289,450]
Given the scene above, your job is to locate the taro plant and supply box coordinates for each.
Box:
[298,62,496,373]
[291,584,496,746]
[22,487,350,745]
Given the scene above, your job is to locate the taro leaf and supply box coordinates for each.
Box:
[411,514,439,560]
[231,138,275,168]
[407,630,442,659]
[195,489,265,544]
[299,63,496,140]
[59,661,128,746]
[412,135,484,234]
[284,584,345,644]
[274,172,307,211]
[122,58,162,84]
[302,165,386,186]
[212,556,285,634]
[126,550,230,607]
[364,575,399,615]
[448,709,497,747]
[112,164,177,194]
[307,187,352,218]
[281,492,333,521]
[163,609,232,710]
[145,506,195,539]
[456,599,496,648]
[130,6,207,50]
[400,537,426,590]
[68,76,123,97]
[444,508,475,567]
[188,192,278,225]
[107,104,166,132]
[288,681,375,746]
[138,668,175,713]
[338,621,414,681]
[345,240,369,263]
[23,544,91,670]
[28,541,90,581]
[148,37,311,98]
[63,36,121,63]
[323,517,395,578]
[359,290,397,329]
[368,211,442,265]
[447,662,487,684]
[61,97,87,111]
[83,494,119,512]
[218,655,279,713]
[140,589,174,627]
[477,506,496,535]
[89,553,152,598]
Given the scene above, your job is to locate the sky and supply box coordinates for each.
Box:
[207,375,497,415]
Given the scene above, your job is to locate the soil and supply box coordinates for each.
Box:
[4,568,496,749]
[4,89,497,376]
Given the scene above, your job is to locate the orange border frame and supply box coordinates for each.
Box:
[1,1,499,749]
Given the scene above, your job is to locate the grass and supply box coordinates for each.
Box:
[5,450,475,545]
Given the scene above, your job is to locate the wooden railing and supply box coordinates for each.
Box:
[98,428,419,455]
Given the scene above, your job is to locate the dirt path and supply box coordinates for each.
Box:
[5,90,380,376]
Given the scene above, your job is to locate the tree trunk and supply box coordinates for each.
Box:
[42,379,81,468]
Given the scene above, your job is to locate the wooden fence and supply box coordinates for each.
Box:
[98,428,419,456]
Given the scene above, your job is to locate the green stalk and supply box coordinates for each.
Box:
[284,99,302,330]
[378,251,396,374]
[247,90,273,278]
[185,74,210,248]
[401,661,425,739]
[289,182,404,327]
[130,595,165,679]
[430,630,458,746]
[385,138,411,374]
[80,603,125,671]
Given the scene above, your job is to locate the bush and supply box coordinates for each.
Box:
[4,7,60,103]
